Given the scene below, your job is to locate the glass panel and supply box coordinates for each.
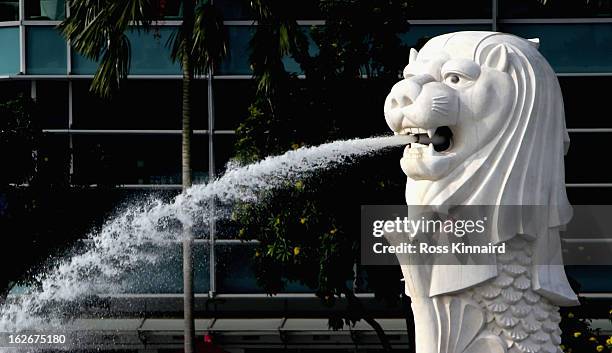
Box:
[121,242,209,294]
[566,266,612,293]
[213,133,236,175]
[70,52,99,75]
[72,80,207,130]
[499,0,612,18]
[0,80,28,99]
[35,80,68,129]
[217,26,254,75]
[127,27,181,75]
[566,188,612,205]
[560,77,612,128]
[214,79,254,130]
[73,27,182,75]
[25,0,66,20]
[0,0,18,21]
[216,0,321,20]
[72,134,209,185]
[565,132,612,183]
[26,26,67,75]
[399,24,493,48]
[0,27,19,75]
[158,0,181,19]
[216,243,313,293]
[407,0,491,19]
[499,23,612,73]
[218,25,318,76]
[38,133,70,184]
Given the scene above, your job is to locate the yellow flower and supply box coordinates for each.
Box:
[293,247,301,256]
[291,143,300,150]
[568,312,575,318]
[597,345,604,352]
[330,228,337,235]
[295,180,304,190]
[590,337,597,342]
[606,336,612,345]
[574,332,582,338]
[299,218,307,224]
[609,309,612,316]
[255,250,261,257]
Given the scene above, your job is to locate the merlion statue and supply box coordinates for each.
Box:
[383,32,578,353]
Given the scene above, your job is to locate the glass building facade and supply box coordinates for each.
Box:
[2,0,612,350]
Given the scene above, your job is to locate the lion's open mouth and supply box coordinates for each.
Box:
[400,126,454,153]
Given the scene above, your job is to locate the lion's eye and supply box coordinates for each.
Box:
[444,74,460,85]
[443,72,472,87]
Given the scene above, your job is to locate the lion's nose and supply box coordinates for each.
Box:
[384,74,436,132]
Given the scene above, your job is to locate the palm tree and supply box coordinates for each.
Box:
[60,1,227,352]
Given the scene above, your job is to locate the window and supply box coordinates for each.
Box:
[500,23,612,73]
[35,80,68,129]
[499,0,612,18]
[560,77,612,128]
[564,132,612,183]
[0,27,20,75]
[120,242,210,294]
[71,135,209,185]
[72,80,208,130]
[216,0,321,20]
[214,80,255,130]
[0,0,18,21]
[407,0,492,19]
[216,243,313,293]
[26,26,67,74]
[127,27,181,75]
[25,0,66,20]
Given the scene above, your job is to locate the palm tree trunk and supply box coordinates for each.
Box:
[181,1,195,353]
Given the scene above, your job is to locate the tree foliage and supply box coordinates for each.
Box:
[232,1,415,350]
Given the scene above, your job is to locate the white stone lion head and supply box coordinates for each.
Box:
[384,32,571,219]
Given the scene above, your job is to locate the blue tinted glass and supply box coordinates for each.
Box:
[26,0,66,20]
[71,52,99,75]
[0,0,18,21]
[566,266,612,292]
[73,27,182,75]
[26,27,67,74]
[500,0,612,18]
[127,27,181,75]
[0,27,19,75]
[218,26,318,76]
[399,24,493,48]
[500,24,612,73]
[217,26,254,75]
[121,242,209,294]
[216,244,313,293]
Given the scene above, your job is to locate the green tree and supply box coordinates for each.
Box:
[60,1,228,351]
[233,1,414,351]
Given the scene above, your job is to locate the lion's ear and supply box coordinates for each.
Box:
[528,38,540,49]
[409,48,418,64]
[483,43,509,72]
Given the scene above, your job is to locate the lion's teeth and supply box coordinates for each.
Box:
[417,128,427,134]
[428,143,434,154]
[410,128,418,134]
[427,128,436,138]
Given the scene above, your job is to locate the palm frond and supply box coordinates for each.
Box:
[59,0,157,97]
[168,2,228,76]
